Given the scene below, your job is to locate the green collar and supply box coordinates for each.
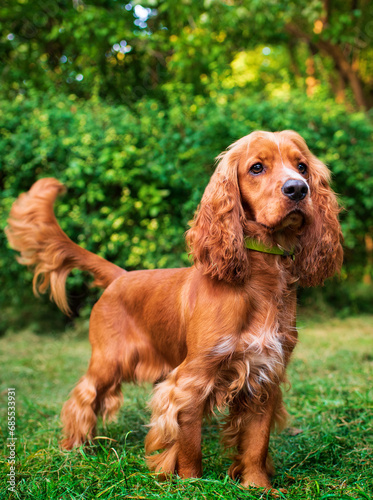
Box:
[245,237,295,260]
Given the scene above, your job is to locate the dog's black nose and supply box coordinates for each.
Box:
[281,179,308,202]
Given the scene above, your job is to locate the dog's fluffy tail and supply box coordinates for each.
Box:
[5,178,126,315]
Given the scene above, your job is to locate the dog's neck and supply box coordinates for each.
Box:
[244,237,295,259]
[243,220,302,257]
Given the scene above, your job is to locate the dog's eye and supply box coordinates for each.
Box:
[298,163,307,175]
[250,163,264,175]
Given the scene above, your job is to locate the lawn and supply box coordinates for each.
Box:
[0,315,372,500]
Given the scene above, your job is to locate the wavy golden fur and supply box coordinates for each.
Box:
[6,130,343,489]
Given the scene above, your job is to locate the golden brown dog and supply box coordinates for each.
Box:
[6,130,343,488]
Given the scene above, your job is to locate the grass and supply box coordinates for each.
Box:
[0,315,372,499]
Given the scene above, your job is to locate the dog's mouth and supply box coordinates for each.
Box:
[277,209,305,231]
[260,209,308,233]
[253,205,312,234]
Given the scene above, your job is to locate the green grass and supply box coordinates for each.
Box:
[1,315,372,499]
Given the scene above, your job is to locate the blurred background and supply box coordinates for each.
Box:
[1,0,372,333]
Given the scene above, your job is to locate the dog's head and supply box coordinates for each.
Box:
[186,130,343,286]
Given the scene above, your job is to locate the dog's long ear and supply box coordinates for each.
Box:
[186,143,249,283]
[292,137,343,287]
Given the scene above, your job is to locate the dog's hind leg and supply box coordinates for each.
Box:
[60,348,124,450]
[60,285,170,450]
[60,293,132,450]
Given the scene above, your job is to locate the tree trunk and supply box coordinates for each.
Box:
[317,39,367,109]
[286,23,369,110]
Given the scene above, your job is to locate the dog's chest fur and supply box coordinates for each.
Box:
[212,325,287,408]
[239,323,287,396]
[211,273,295,409]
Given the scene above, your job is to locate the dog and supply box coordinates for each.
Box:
[6,130,343,488]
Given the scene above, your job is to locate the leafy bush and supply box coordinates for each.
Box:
[1,90,372,330]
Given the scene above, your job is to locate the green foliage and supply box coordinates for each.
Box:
[1,1,372,327]
[1,1,372,108]
[0,316,372,498]
[1,0,161,103]
[1,90,372,327]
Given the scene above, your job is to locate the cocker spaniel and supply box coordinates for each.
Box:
[6,130,343,489]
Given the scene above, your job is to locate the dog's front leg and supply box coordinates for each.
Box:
[145,359,212,478]
[227,386,281,489]
[175,404,205,477]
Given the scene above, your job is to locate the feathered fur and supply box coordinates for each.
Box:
[6,130,343,489]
